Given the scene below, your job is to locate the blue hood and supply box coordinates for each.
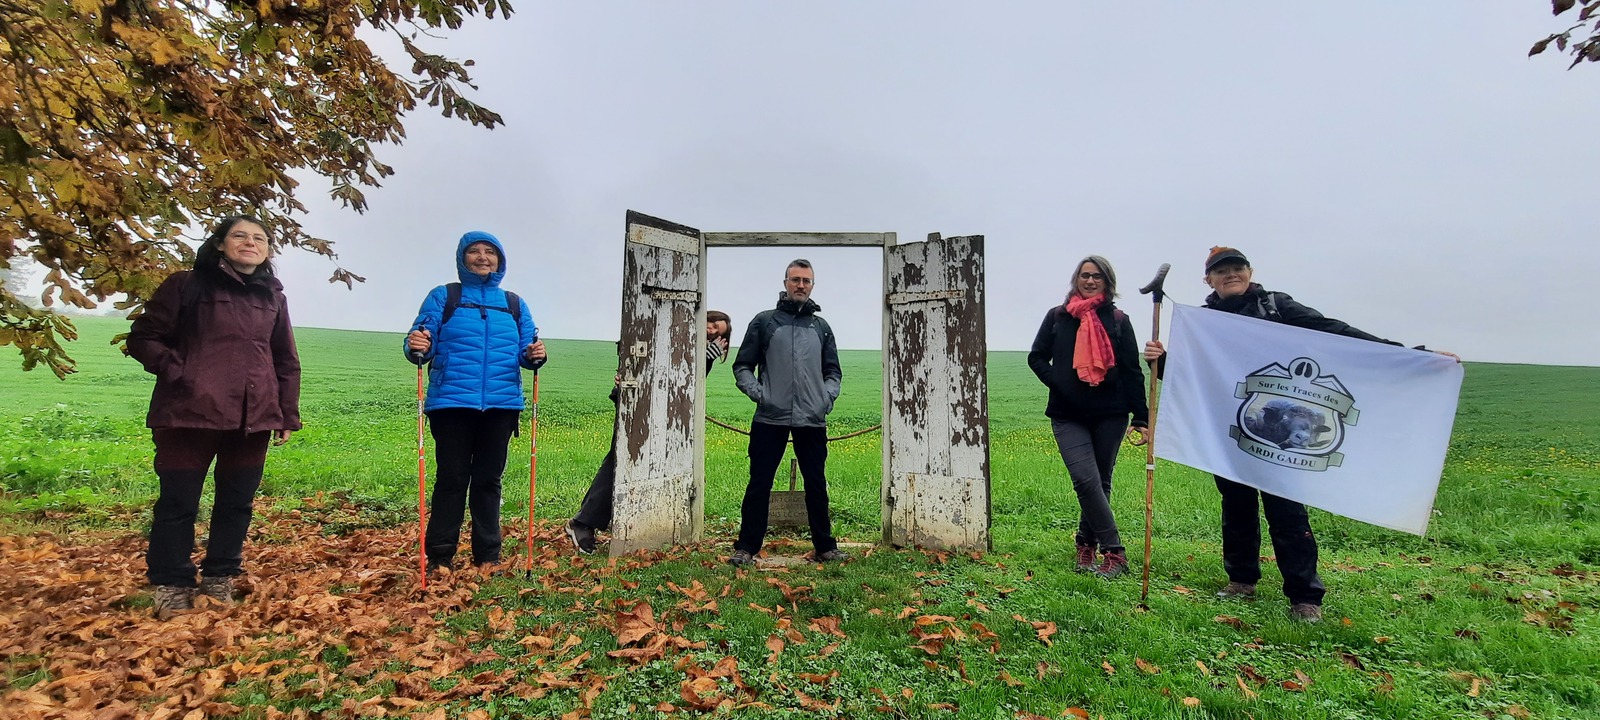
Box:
[456,231,507,287]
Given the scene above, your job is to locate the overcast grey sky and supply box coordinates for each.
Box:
[274,2,1599,366]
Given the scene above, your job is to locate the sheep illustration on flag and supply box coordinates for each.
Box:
[1229,357,1356,472]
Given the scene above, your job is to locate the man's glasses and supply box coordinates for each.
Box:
[1078,272,1105,281]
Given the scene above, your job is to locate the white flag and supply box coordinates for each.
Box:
[1155,303,1464,535]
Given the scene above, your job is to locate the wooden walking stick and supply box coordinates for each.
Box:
[1137,263,1171,605]
[416,363,429,590]
[525,368,540,580]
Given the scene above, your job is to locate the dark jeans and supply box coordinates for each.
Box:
[426,408,519,566]
[1050,417,1127,553]
[1215,476,1326,606]
[735,422,837,556]
[147,428,270,587]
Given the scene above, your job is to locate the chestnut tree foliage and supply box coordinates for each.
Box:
[0,0,510,376]
[1531,0,1600,67]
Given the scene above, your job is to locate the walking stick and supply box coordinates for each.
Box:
[525,368,539,580]
[416,363,429,590]
[1137,264,1171,606]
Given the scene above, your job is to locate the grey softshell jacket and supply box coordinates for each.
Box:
[733,295,842,428]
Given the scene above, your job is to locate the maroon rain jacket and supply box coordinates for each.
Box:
[127,264,302,433]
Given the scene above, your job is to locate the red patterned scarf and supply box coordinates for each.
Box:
[1065,294,1114,386]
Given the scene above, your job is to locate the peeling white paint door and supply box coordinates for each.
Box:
[883,235,990,550]
[612,210,705,556]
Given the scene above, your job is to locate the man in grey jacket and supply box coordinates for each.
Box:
[729,259,847,566]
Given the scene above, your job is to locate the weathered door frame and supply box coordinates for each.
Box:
[611,212,706,556]
[883,234,991,551]
[613,211,989,555]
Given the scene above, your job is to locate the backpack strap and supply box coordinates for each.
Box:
[440,282,464,326]
[504,290,522,323]
[441,282,522,325]
[1260,292,1281,321]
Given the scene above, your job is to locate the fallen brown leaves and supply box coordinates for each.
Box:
[0,500,607,718]
[1010,614,1057,647]
[675,655,760,711]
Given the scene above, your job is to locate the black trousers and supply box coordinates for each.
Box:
[573,446,617,531]
[735,422,837,556]
[426,408,519,566]
[1215,476,1326,606]
[147,428,270,587]
[573,390,622,531]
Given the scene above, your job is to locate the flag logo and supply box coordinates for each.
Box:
[1227,357,1359,472]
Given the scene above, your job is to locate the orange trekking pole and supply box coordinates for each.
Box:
[416,363,429,590]
[525,369,539,579]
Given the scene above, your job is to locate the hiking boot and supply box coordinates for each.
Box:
[1217,582,1257,599]
[1074,543,1097,573]
[151,585,193,620]
[566,520,597,555]
[1290,603,1323,624]
[1094,550,1129,579]
[817,549,850,563]
[727,549,755,567]
[426,562,453,581]
[196,576,235,605]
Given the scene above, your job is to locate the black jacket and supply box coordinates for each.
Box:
[1028,301,1150,427]
[1150,283,1405,380]
[1204,284,1399,345]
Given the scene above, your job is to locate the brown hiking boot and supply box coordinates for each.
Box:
[816,549,850,563]
[151,585,193,620]
[196,576,235,606]
[1094,550,1129,579]
[1074,544,1097,573]
[1217,582,1257,599]
[727,549,755,566]
[1290,603,1323,623]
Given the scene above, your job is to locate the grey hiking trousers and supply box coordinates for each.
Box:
[1051,417,1128,552]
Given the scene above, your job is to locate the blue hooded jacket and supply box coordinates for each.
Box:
[404,231,542,412]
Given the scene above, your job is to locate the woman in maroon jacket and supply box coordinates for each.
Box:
[127,215,301,619]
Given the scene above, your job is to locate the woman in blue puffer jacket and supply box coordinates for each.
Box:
[404,231,546,572]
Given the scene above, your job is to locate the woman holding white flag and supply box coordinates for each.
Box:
[1143,246,1458,622]
[1028,255,1151,579]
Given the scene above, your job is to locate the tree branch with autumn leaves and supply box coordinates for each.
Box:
[0,0,510,376]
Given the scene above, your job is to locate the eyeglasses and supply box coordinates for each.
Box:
[1078,272,1105,281]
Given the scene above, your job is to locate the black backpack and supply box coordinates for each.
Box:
[441,282,522,325]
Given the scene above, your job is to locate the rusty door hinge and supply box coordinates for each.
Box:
[645,285,700,302]
[887,290,964,305]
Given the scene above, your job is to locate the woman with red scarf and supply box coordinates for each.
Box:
[1027,255,1151,578]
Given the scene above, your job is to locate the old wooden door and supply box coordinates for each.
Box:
[883,235,990,550]
[612,210,706,555]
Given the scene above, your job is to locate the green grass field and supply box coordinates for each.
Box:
[2,317,1597,719]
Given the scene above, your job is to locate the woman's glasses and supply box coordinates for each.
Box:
[1078,272,1105,281]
